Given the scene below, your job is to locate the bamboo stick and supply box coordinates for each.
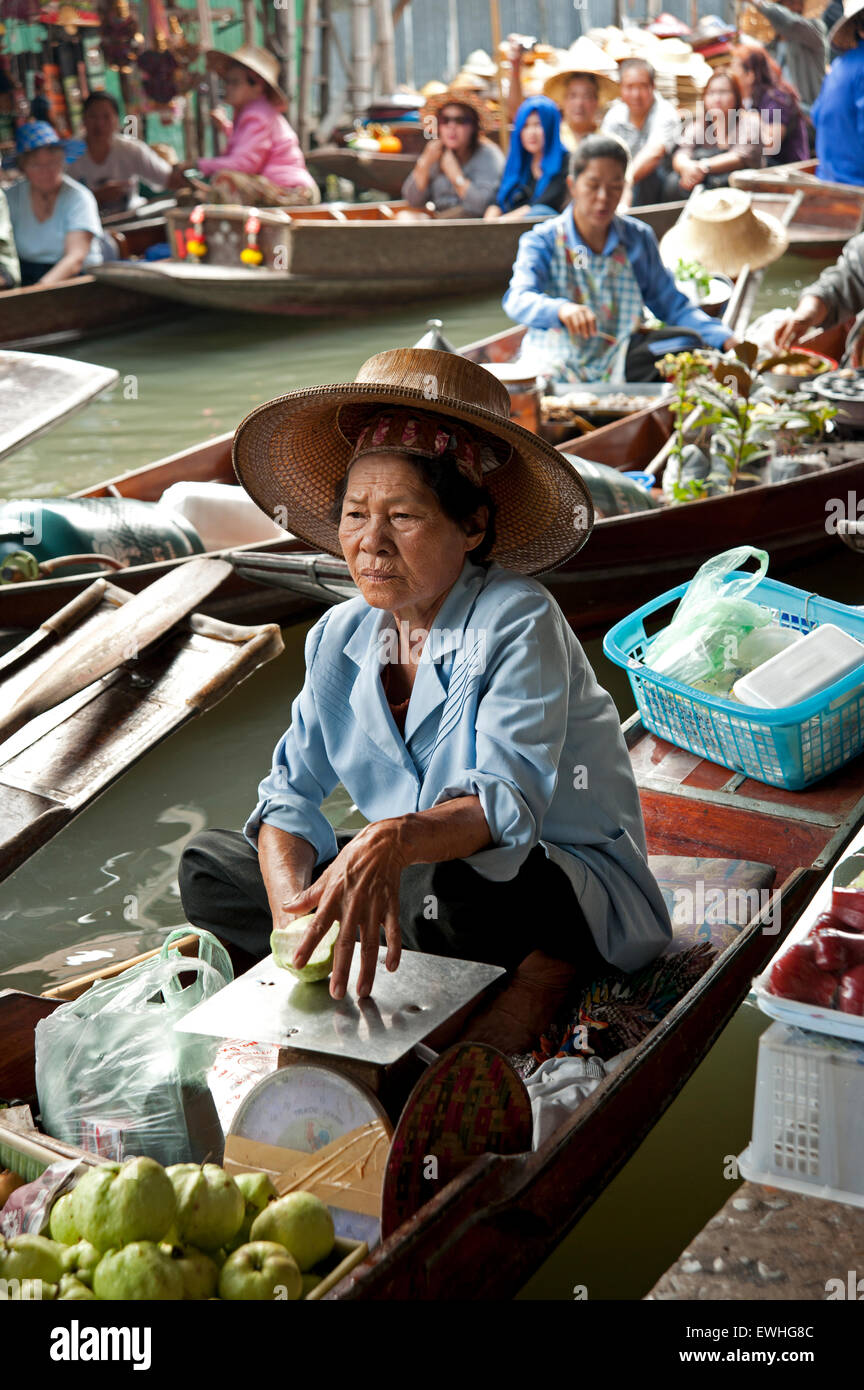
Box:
[373,0,396,96]
[488,0,508,154]
[350,0,373,118]
[297,0,319,153]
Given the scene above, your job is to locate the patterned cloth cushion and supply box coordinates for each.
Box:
[648,855,777,955]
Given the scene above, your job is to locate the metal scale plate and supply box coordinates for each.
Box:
[176,948,505,1066]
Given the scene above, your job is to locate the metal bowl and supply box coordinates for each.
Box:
[759,349,837,393]
[811,368,864,430]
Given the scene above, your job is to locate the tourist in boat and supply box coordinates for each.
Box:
[178,348,672,1006]
[774,228,864,359]
[745,0,828,114]
[508,36,619,150]
[69,91,186,217]
[501,134,736,385]
[483,96,569,221]
[662,70,763,200]
[730,42,809,165]
[811,0,864,186]
[401,88,505,219]
[0,188,20,289]
[599,58,681,208]
[195,43,320,207]
[6,121,103,287]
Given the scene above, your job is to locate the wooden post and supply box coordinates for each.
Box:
[297,0,319,152]
[350,0,373,119]
[242,0,257,44]
[402,0,414,90]
[373,0,396,96]
[195,0,220,153]
[273,0,297,127]
[446,0,459,81]
[488,0,508,154]
[319,0,331,123]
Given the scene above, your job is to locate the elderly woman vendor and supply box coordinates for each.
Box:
[179,349,671,1005]
[6,122,102,286]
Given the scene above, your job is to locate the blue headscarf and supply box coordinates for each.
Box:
[495,96,568,213]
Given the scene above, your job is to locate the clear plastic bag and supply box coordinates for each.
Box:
[34,929,233,1167]
[643,546,772,687]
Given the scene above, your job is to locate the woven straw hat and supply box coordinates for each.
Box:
[232,349,594,575]
[421,86,498,134]
[829,0,864,49]
[659,187,788,278]
[462,48,498,78]
[543,37,620,107]
[206,44,287,107]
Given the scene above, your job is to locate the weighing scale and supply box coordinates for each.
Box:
[176,948,535,1244]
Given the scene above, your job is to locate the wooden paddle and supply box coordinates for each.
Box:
[0,555,233,745]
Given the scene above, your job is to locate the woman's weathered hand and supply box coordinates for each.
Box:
[558,302,597,339]
[282,822,404,1000]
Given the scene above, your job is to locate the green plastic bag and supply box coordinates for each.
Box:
[35,928,233,1166]
[643,546,772,688]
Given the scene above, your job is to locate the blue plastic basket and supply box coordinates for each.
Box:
[603,572,864,791]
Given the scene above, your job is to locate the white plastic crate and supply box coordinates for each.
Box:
[738,1022,864,1207]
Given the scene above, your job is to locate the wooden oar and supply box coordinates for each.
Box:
[0,554,232,745]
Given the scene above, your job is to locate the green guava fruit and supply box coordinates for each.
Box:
[160,1243,219,1301]
[61,1240,101,1286]
[49,1193,80,1245]
[0,1234,65,1285]
[92,1241,185,1301]
[271,917,340,981]
[58,1273,97,1301]
[165,1164,245,1251]
[217,1241,301,1301]
[71,1157,176,1252]
[250,1192,334,1272]
[226,1171,278,1252]
[301,1272,323,1297]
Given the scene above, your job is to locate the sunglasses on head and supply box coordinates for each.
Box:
[438,112,473,125]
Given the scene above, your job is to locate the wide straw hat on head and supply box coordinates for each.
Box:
[462,48,498,78]
[543,36,620,106]
[659,187,788,278]
[206,43,288,107]
[421,86,498,134]
[232,348,594,575]
[829,0,864,49]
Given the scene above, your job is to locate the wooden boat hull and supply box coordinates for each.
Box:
[0,322,859,642]
[0,214,172,350]
[308,145,416,198]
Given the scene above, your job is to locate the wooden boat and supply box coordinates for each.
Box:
[308,144,416,199]
[0,212,172,351]
[91,200,551,315]
[3,711,863,1298]
[0,320,859,644]
[0,573,282,883]
[0,352,117,461]
[635,165,864,261]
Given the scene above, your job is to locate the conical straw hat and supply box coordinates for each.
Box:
[232,348,594,575]
[543,36,620,106]
[659,187,789,278]
[829,0,864,49]
[206,44,287,107]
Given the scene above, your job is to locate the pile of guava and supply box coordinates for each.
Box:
[1,1155,336,1300]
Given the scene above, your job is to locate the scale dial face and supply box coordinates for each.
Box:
[229,1064,391,1246]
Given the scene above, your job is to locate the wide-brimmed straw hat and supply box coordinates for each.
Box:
[543,37,620,106]
[659,187,788,278]
[232,349,594,575]
[206,43,287,107]
[829,0,864,49]
[462,48,498,78]
[421,86,499,134]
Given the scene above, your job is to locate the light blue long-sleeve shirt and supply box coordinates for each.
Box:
[502,205,731,355]
[245,557,672,972]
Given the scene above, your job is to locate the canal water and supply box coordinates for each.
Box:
[2,256,861,1298]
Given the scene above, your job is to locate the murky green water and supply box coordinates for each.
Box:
[1,254,859,1298]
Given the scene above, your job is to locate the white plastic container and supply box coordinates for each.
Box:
[732,622,864,708]
[738,1021,864,1207]
[158,481,290,552]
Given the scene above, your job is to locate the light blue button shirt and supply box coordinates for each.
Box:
[245,557,672,972]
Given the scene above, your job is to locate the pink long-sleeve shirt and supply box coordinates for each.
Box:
[198,97,316,190]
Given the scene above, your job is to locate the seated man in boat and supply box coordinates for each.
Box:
[484,96,570,222]
[69,91,187,218]
[194,44,320,208]
[600,59,681,208]
[775,227,864,362]
[6,122,103,287]
[178,348,672,1022]
[501,135,737,385]
[0,188,20,289]
[401,88,505,219]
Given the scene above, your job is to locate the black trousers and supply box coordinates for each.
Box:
[178,828,606,977]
